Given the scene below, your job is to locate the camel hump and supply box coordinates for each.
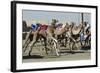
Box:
[72,28,81,35]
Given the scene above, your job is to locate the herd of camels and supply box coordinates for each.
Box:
[22,19,91,56]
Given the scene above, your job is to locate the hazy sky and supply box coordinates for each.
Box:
[22,10,91,26]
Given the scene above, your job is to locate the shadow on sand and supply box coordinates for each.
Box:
[23,55,44,59]
[23,46,91,59]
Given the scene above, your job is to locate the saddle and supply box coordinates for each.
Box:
[55,23,63,31]
[31,24,39,31]
[56,24,62,28]
[39,24,48,31]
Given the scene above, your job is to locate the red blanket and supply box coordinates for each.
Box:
[39,25,48,31]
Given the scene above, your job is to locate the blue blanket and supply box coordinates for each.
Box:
[31,24,39,31]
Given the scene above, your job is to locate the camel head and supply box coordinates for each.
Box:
[64,22,71,31]
[83,22,88,28]
[52,19,59,24]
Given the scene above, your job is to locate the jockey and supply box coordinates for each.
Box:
[80,22,90,42]
[31,23,41,31]
[31,24,36,31]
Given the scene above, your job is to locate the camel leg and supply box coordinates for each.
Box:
[39,34,48,55]
[70,42,73,52]
[28,32,39,56]
[67,38,71,50]
[70,42,76,54]
[52,39,59,56]
[70,37,76,54]
[55,42,60,56]
[46,31,59,56]
[23,38,29,49]
[43,37,48,55]
[23,30,32,48]
[29,41,37,56]
[48,37,59,56]
[24,40,30,52]
[80,37,84,47]
[64,38,67,47]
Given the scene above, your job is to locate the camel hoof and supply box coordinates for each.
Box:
[29,52,31,56]
[56,53,60,57]
[29,54,31,56]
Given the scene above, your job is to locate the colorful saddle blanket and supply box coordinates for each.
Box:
[39,24,48,31]
[56,23,63,30]
[31,23,40,31]
[56,23,63,28]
